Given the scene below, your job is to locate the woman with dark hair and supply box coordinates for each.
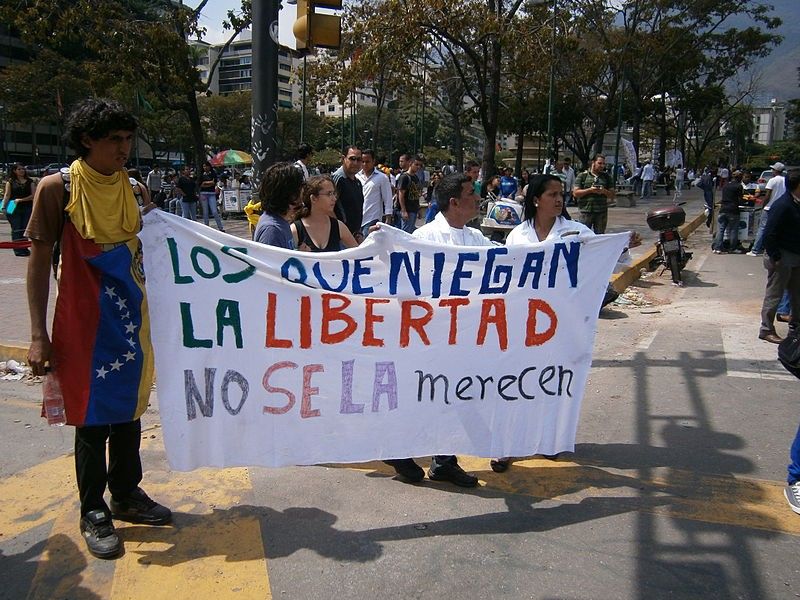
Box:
[198,160,224,231]
[505,174,590,246]
[3,163,36,256]
[490,174,639,473]
[290,175,357,252]
[482,175,501,202]
[252,162,305,248]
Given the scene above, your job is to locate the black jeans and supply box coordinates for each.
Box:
[74,419,143,516]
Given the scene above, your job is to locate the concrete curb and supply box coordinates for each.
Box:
[0,343,28,363]
[610,210,706,293]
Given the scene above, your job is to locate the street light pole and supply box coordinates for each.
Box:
[252,0,280,184]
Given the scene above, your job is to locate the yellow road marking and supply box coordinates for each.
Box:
[0,454,76,538]
[348,456,800,536]
[7,431,271,600]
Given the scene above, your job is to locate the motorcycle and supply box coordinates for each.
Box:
[646,202,693,285]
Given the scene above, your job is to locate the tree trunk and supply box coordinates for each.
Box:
[480,34,502,183]
[515,123,525,177]
[451,112,465,171]
[186,91,205,169]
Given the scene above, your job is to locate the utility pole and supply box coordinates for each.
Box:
[252,0,280,184]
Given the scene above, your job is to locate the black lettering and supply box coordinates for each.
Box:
[415,371,450,404]
[455,376,474,400]
[185,368,215,419]
[498,374,518,400]
[539,366,557,395]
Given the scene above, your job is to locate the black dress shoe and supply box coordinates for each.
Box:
[428,461,478,487]
[111,487,172,525]
[383,458,425,483]
[80,510,121,559]
[758,332,783,344]
[490,458,511,473]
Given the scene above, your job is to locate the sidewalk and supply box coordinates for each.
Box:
[0,187,707,360]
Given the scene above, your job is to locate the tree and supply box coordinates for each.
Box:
[0,0,253,169]
[199,91,253,151]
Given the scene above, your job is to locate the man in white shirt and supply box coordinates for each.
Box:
[357,148,393,239]
[561,158,576,206]
[641,161,656,199]
[382,173,490,487]
[749,161,786,256]
[675,164,685,196]
[294,143,313,181]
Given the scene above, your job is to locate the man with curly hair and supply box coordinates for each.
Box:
[252,161,306,248]
[26,98,171,559]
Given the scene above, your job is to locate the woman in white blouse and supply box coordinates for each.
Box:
[492,174,640,473]
[505,173,591,245]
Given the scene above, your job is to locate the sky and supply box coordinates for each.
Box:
[190,0,299,48]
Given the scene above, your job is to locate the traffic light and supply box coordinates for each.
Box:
[292,0,342,51]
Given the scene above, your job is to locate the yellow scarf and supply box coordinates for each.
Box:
[66,160,140,243]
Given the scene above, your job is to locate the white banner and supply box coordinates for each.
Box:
[139,212,628,471]
[622,138,637,173]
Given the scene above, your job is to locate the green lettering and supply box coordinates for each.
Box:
[191,246,221,279]
[221,246,256,283]
[216,299,243,348]
[168,237,194,284]
[180,302,213,348]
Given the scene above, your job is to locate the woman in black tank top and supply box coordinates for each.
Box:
[3,163,36,256]
[291,175,358,252]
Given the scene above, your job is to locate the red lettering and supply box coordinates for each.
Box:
[439,298,470,345]
[525,299,558,346]
[363,298,390,347]
[300,295,312,349]
[265,292,292,348]
[399,300,434,347]
[262,361,297,414]
[321,293,358,344]
[300,364,324,418]
[477,298,508,350]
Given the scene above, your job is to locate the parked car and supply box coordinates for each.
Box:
[25,164,44,177]
[42,163,69,176]
[756,169,773,192]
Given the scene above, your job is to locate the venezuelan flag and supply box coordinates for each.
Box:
[51,222,154,426]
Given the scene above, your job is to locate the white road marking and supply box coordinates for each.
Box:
[722,326,794,381]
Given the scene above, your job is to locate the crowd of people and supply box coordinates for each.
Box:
[8,96,798,561]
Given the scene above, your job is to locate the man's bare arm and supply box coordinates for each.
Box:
[27,239,54,376]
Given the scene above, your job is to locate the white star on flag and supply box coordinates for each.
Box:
[96,366,108,379]
[116,297,127,310]
[124,351,136,362]
[110,359,123,371]
[104,286,117,299]
[127,338,137,348]
[122,311,130,319]
[124,322,137,334]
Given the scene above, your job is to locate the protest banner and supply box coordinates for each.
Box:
[139,212,628,470]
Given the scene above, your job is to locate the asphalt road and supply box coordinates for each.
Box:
[1,220,799,599]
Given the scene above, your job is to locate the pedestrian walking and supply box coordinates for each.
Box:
[3,162,36,256]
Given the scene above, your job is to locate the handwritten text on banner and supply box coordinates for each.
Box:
[139,211,628,470]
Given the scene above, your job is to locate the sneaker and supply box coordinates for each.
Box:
[80,509,121,559]
[746,251,762,257]
[383,458,425,483]
[785,482,800,514]
[110,487,172,525]
[712,249,722,254]
[428,460,478,487]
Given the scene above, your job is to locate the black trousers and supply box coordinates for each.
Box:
[74,419,143,516]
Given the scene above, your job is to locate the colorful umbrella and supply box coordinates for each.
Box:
[209,149,253,166]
